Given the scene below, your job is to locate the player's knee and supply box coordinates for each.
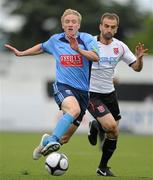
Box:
[111,123,117,132]
[69,106,81,118]
[107,122,118,134]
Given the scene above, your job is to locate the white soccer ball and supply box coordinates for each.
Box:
[45,152,69,176]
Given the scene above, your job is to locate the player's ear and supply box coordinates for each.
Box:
[61,20,65,29]
[114,27,118,34]
[78,24,81,30]
[61,23,64,29]
[99,24,102,31]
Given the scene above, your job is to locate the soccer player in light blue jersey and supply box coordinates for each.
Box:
[5,9,99,159]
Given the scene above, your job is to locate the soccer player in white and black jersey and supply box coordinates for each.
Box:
[60,13,148,176]
[87,12,148,176]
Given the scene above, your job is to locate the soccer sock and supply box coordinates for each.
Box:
[43,113,74,146]
[52,113,74,140]
[99,138,117,169]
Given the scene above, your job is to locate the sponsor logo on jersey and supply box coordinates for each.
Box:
[60,54,83,67]
[113,48,119,55]
[99,57,118,65]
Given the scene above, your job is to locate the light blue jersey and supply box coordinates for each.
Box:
[41,32,99,91]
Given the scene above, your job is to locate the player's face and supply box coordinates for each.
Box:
[62,14,80,37]
[100,18,118,40]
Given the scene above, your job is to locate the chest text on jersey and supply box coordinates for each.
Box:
[60,54,83,67]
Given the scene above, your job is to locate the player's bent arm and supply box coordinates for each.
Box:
[20,44,43,56]
[131,58,143,72]
[131,42,148,72]
[68,36,99,62]
[78,48,99,62]
[4,44,43,57]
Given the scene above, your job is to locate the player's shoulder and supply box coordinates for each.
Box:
[79,32,95,40]
[49,32,64,40]
[113,38,128,47]
[94,35,98,40]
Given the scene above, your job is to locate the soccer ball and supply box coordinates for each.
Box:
[45,152,69,176]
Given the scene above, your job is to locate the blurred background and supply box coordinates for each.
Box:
[0,0,153,134]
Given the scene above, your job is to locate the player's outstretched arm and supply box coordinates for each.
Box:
[131,42,148,72]
[4,44,43,57]
[68,36,99,62]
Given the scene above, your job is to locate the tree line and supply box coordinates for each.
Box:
[2,0,153,54]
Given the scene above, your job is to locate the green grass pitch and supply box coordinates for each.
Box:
[0,132,153,180]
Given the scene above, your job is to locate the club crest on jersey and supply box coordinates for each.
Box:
[97,105,105,113]
[60,54,83,67]
[113,48,119,55]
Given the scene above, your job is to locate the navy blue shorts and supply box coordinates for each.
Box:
[53,82,89,126]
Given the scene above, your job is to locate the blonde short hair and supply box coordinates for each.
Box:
[61,9,82,23]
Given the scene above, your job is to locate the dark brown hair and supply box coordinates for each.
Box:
[100,13,119,26]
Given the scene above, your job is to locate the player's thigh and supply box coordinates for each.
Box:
[61,96,81,118]
[97,113,117,132]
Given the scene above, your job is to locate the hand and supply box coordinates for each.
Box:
[68,36,79,52]
[4,44,23,56]
[135,43,148,59]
